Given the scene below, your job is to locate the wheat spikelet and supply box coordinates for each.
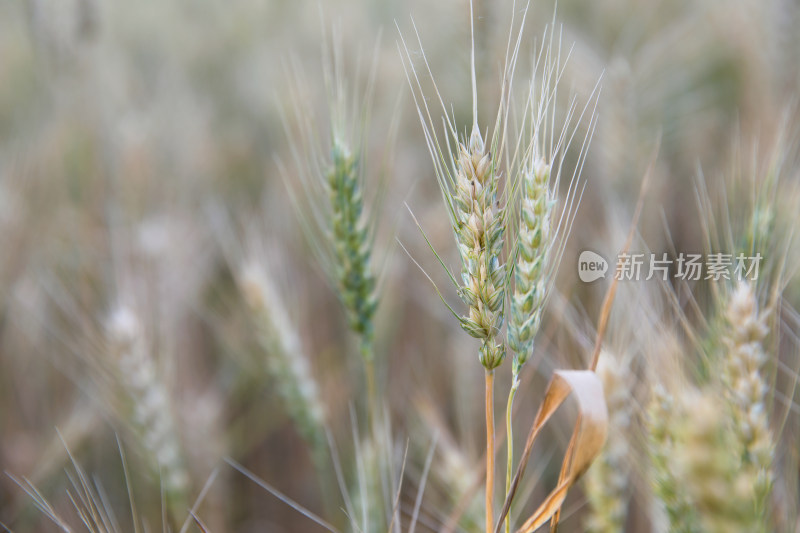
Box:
[104,305,188,505]
[584,351,632,533]
[237,262,327,459]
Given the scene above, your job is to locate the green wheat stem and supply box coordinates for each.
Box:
[504,371,520,533]
[364,346,378,427]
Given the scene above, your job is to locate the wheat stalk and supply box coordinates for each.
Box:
[399,3,602,529]
[398,3,513,528]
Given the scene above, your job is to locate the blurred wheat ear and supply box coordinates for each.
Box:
[677,390,763,533]
[719,281,773,527]
[235,260,328,465]
[584,350,634,533]
[648,383,700,533]
[209,206,334,505]
[104,303,189,521]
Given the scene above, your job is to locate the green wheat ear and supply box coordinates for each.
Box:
[280,30,384,366]
[328,138,378,356]
[507,159,553,371]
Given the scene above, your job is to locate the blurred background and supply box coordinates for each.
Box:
[1,0,799,531]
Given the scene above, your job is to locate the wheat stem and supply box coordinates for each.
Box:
[364,353,378,426]
[504,373,519,533]
[485,369,496,533]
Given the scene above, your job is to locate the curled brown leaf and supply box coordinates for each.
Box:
[494,370,608,533]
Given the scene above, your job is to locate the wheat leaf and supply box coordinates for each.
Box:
[494,370,608,533]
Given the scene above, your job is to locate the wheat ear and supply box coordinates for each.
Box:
[647,384,699,533]
[326,136,380,415]
[502,22,599,531]
[721,281,773,524]
[282,33,380,409]
[676,390,758,533]
[237,262,327,465]
[327,138,378,359]
[451,121,506,533]
[584,352,633,533]
[105,305,188,514]
[503,159,551,533]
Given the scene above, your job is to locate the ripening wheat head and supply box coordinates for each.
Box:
[398,0,517,370]
[399,8,598,371]
[453,123,507,369]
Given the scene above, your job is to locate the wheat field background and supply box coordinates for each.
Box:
[1,0,799,531]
